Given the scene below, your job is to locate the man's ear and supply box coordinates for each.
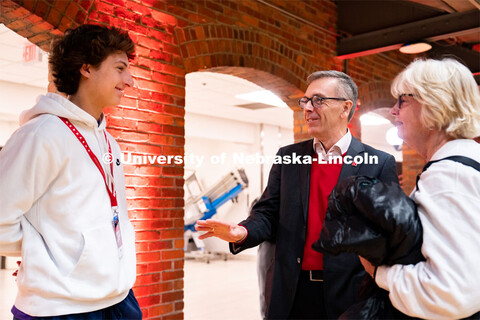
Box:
[341,100,353,119]
[79,64,92,78]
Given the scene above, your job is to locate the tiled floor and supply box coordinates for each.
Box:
[1,254,260,320]
[184,254,261,320]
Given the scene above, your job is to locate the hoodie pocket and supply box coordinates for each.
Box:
[67,224,120,299]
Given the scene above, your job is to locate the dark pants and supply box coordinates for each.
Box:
[14,289,142,320]
[289,271,327,320]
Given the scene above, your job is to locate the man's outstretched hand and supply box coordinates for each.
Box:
[196,219,247,243]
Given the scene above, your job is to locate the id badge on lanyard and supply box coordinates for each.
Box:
[59,117,124,259]
[112,206,124,259]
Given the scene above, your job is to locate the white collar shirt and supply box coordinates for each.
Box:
[313,130,352,161]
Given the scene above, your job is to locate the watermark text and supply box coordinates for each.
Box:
[102,152,379,167]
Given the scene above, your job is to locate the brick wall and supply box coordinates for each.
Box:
[0,0,427,318]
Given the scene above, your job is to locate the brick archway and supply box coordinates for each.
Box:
[357,81,395,116]
[0,0,87,50]
[174,25,339,143]
[351,81,395,140]
[179,24,311,91]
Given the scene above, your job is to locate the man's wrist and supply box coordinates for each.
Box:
[234,225,248,244]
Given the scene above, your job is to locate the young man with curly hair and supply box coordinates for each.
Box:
[0,24,142,319]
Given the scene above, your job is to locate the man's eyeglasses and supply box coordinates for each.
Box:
[298,95,347,109]
[397,94,414,109]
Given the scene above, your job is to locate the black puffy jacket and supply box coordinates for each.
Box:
[312,176,424,319]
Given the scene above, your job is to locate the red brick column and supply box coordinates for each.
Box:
[88,2,185,319]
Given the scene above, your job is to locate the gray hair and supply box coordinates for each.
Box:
[307,70,358,121]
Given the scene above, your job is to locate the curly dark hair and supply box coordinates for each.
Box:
[49,24,135,95]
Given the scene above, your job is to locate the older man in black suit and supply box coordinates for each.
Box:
[196,71,399,319]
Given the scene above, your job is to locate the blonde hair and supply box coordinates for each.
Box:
[391,58,480,139]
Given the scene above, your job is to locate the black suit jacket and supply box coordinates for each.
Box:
[230,137,399,319]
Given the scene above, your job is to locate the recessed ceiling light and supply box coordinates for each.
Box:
[235,90,287,108]
[399,42,432,54]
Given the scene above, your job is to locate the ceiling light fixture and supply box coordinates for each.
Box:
[399,42,432,54]
[235,90,287,108]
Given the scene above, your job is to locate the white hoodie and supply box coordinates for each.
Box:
[0,93,136,316]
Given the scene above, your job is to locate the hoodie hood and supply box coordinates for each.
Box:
[20,93,105,130]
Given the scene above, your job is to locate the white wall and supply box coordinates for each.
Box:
[185,112,293,255]
[0,114,18,147]
[0,80,45,146]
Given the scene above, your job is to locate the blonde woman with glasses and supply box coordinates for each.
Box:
[360,58,480,319]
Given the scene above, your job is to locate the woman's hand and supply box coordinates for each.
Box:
[359,256,376,278]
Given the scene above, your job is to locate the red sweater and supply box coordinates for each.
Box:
[302,160,343,270]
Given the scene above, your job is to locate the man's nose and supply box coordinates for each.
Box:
[304,100,314,112]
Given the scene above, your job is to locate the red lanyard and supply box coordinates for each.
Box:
[58,117,118,207]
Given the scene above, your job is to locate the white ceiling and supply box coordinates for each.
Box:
[186,72,293,129]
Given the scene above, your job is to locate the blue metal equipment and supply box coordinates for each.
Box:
[184,168,249,232]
